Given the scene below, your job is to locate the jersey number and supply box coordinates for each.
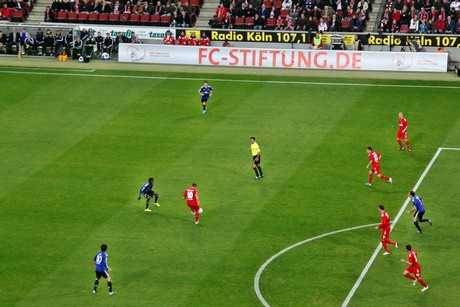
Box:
[96,254,103,265]
[187,191,194,200]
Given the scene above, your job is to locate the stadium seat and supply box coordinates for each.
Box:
[263,1,272,8]
[88,12,99,23]
[140,14,150,25]
[77,12,89,23]
[67,12,78,23]
[129,13,140,25]
[245,17,254,29]
[109,13,119,23]
[189,0,200,7]
[265,17,276,30]
[341,19,350,31]
[150,14,160,26]
[160,15,171,26]
[119,13,129,24]
[11,10,24,22]
[98,13,109,24]
[279,9,290,17]
[273,1,283,9]
[234,17,245,29]
[56,11,67,22]
[399,24,409,33]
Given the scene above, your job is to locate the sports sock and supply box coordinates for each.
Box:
[257,166,263,176]
[382,241,389,253]
[195,211,200,223]
[406,141,411,150]
[388,239,396,246]
[414,221,422,232]
[397,139,403,148]
[108,281,113,293]
[418,278,427,287]
[154,195,158,203]
[93,279,99,291]
[420,218,430,223]
[380,175,390,181]
[254,168,260,177]
[145,200,150,209]
[404,273,416,281]
[368,174,373,184]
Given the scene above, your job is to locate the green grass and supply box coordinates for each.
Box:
[0,66,459,306]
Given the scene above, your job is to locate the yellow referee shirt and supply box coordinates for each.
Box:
[251,142,260,156]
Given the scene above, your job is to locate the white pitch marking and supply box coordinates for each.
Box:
[341,147,459,306]
[0,67,95,72]
[254,223,380,307]
[0,70,460,89]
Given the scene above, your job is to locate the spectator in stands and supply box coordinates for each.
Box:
[112,0,121,14]
[245,3,256,18]
[282,0,292,10]
[286,17,294,30]
[330,13,340,31]
[44,29,55,56]
[51,0,59,13]
[35,28,44,55]
[99,0,112,13]
[254,12,265,29]
[391,7,401,24]
[394,0,404,10]
[90,0,100,13]
[132,1,144,14]
[199,32,210,46]
[295,13,308,30]
[357,0,368,15]
[419,18,428,33]
[44,5,54,22]
[84,33,96,58]
[73,0,80,13]
[419,7,428,21]
[61,0,71,12]
[24,34,36,55]
[95,31,104,56]
[408,15,420,32]
[222,11,233,28]
[312,5,321,20]
[1,3,12,21]
[357,8,367,27]
[163,30,175,45]
[414,0,423,11]
[13,0,23,10]
[162,2,174,16]
[318,17,328,32]
[179,10,191,27]
[275,14,285,30]
[445,15,456,33]
[346,6,355,20]
[380,16,390,32]
[216,2,227,18]
[188,32,198,45]
[400,5,410,25]
[350,14,362,31]
[306,16,318,31]
[102,33,113,55]
[434,14,446,33]
[177,31,188,45]
[170,10,180,26]
[152,0,163,15]
[322,5,333,20]
[260,3,270,19]
[451,0,460,11]
[123,1,132,14]
[80,0,90,12]
[311,32,323,49]
[428,6,437,22]
[54,29,64,56]
[390,19,400,32]
[72,36,83,59]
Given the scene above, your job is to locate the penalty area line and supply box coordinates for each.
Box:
[341,147,449,307]
[254,223,380,307]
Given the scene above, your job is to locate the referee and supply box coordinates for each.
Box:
[250,137,264,180]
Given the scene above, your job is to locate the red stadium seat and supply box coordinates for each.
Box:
[399,24,409,33]
[150,14,160,26]
[77,12,88,23]
[273,1,283,9]
[11,10,24,22]
[109,13,119,23]
[56,11,67,22]
[119,13,129,24]
[234,17,245,29]
[189,0,200,7]
[245,17,254,29]
[160,15,171,26]
[129,13,140,24]
[341,19,350,31]
[67,12,78,23]
[140,14,150,24]
[98,13,109,24]
[265,17,276,30]
[88,12,99,23]
[279,9,290,17]
[263,1,272,8]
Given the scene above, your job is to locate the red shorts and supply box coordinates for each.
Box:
[397,131,407,139]
[187,204,200,212]
[371,166,381,174]
[406,264,422,277]
[381,228,390,241]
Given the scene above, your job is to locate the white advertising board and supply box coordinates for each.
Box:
[77,25,171,40]
[118,44,448,72]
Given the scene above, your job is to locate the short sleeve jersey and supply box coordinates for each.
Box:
[140,182,153,194]
[399,117,408,132]
[94,251,109,272]
[199,86,213,100]
[368,151,381,167]
[408,250,419,267]
[412,195,426,212]
[184,187,198,206]
[251,142,260,156]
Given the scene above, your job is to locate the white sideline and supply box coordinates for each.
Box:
[1,69,460,89]
[341,147,459,306]
[254,223,380,307]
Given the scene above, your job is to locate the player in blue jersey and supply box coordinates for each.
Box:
[92,244,116,295]
[407,191,432,234]
[138,177,160,212]
[198,81,213,114]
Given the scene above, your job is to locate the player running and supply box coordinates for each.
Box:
[365,147,392,187]
[397,112,411,152]
[407,191,432,234]
[138,178,160,212]
[400,244,429,292]
[198,81,213,114]
[375,205,398,255]
[183,183,203,225]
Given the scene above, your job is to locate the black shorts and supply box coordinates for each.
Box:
[143,190,154,198]
[95,270,109,279]
[414,211,425,220]
[201,97,209,103]
[252,155,261,165]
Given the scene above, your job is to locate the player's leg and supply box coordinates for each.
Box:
[413,213,422,233]
[367,169,374,186]
[418,211,430,224]
[107,275,115,294]
[153,192,160,207]
[194,205,200,224]
[93,275,101,293]
[253,160,260,179]
[397,137,403,150]
[202,99,207,113]
[188,204,196,215]
[403,269,417,281]
[256,158,263,177]
[404,137,411,152]
[381,230,391,254]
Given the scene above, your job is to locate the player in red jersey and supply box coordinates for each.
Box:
[400,244,429,291]
[177,31,188,45]
[375,205,398,255]
[397,112,411,152]
[183,183,203,225]
[365,147,392,187]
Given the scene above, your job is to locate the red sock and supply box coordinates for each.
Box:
[388,239,396,245]
[418,278,427,287]
[195,212,200,223]
[404,273,416,281]
[380,175,390,181]
[368,174,373,184]
[406,141,411,150]
[381,241,390,253]
[397,139,403,148]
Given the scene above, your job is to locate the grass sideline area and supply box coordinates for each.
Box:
[0,59,459,306]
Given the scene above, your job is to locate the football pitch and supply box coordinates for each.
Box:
[1,61,460,306]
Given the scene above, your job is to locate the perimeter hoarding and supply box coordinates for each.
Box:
[118,44,448,72]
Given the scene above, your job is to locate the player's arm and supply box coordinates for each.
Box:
[196,193,200,205]
[406,207,416,214]
[198,89,204,96]
[366,160,372,168]
[209,89,213,97]
[400,258,410,264]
